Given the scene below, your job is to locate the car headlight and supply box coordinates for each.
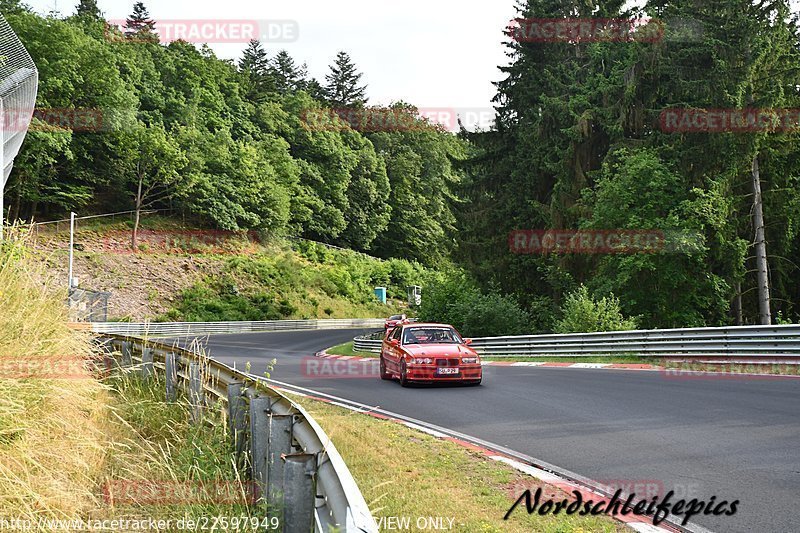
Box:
[461,357,479,364]
[411,358,433,365]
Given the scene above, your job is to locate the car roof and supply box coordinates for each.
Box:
[401,323,453,328]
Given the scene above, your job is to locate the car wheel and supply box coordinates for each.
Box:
[379,356,392,380]
[399,360,410,388]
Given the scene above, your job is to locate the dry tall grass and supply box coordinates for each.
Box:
[0,229,108,520]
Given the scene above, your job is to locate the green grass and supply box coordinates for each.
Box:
[0,229,109,521]
[98,369,267,526]
[325,341,378,358]
[325,342,655,364]
[662,360,800,376]
[483,355,655,364]
[294,397,623,532]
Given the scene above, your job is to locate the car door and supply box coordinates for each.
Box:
[384,325,403,371]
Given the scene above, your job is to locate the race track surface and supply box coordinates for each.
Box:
[181,329,800,532]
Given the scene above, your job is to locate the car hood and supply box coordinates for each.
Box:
[404,344,476,357]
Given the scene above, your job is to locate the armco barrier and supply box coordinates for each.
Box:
[83,318,384,337]
[354,324,800,358]
[99,334,378,532]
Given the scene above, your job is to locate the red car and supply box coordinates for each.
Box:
[384,314,409,332]
[380,323,482,387]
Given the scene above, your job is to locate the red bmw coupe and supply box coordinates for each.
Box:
[380,323,482,387]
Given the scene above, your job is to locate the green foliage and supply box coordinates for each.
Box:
[5,10,463,268]
[580,148,730,328]
[457,0,800,328]
[164,243,431,322]
[324,51,368,107]
[554,286,638,334]
[418,272,531,337]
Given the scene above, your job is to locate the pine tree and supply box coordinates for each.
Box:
[304,78,327,102]
[75,0,101,19]
[239,39,275,101]
[269,50,306,94]
[126,1,156,40]
[324,51,367,107]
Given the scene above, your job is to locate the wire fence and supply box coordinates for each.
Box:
[0,13,38,236]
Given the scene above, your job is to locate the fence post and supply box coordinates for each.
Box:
[282,454,316,533]
[102,340,118,373]
[228,383,247,468]
[249,397,270,506]
[121,341,132,367]
[267,414,294,517]
[141,347,154,380]
[189,362,203,424]
[165,352,177,402]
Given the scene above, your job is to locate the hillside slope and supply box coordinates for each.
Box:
[31,219,426,322]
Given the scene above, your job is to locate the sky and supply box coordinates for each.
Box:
[23,0,518,129]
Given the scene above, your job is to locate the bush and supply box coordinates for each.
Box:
[554,285,639,333]
[418,273,531,337]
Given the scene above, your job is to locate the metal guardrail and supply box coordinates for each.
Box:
[353,332,384,353]
[354,324,800,358]
[83,319,385,337]
[99,333,378,533]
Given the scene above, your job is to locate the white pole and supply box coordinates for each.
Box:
[0,179,4,242]
[0,98,5,242]
[68,211,75,291]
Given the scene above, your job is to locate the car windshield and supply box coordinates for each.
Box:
[389,315,404,320]
[402,327,462,345]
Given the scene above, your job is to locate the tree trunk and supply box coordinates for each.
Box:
[751,155,771,325]
[132,172,144,252]
[11,183,21,223]
[733,281,743,326]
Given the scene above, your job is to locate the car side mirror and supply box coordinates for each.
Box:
[390,339,400,346]
[464,338,473,345]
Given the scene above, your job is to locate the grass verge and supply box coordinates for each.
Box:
[0,228,262,529]
[0,230,109,520]
[483,355,654,364]
[293,396,623,532]
[326,342,653,365]
[97,370,264,526]
[325,341,378,358]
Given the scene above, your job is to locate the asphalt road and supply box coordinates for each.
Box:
[184,328,800,532]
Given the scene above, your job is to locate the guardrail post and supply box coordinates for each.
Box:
[101,340,118,373]
[227,382,247,467]
[141,347,154,380]
[165,353,177,403]
[249,397,270,505]
[189,363,203,424]
[267,414,294,517]
[121,341,132,367]
[282,454,316,533]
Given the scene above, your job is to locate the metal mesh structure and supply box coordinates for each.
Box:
[68,289,111,322]
[0,13,38,231]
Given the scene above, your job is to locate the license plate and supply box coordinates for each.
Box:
[437,368,460,375]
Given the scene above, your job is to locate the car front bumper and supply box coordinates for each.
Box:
[404,365,482,382]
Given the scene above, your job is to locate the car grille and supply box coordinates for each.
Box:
[436,358,460,367]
